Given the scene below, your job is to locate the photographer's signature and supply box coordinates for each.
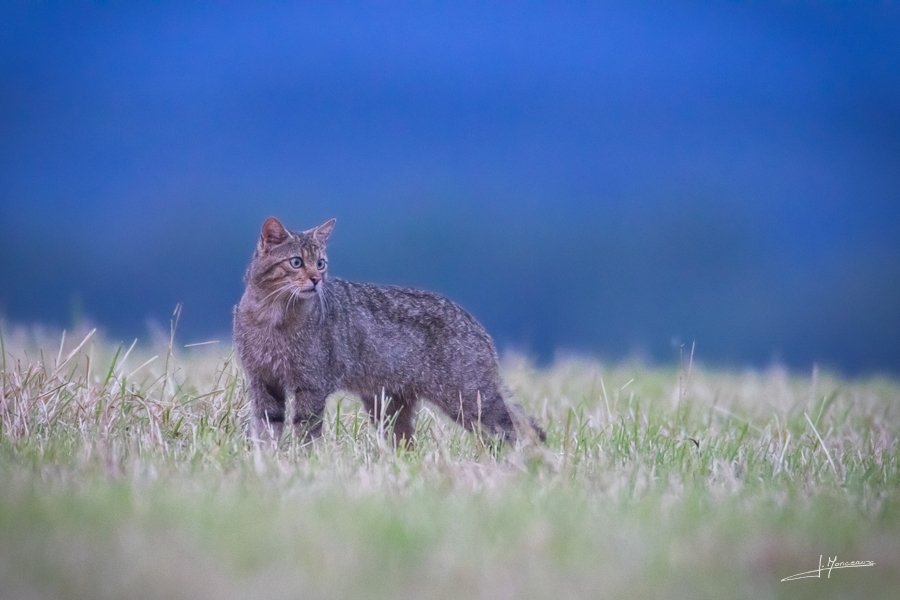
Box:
[782,555,875,581]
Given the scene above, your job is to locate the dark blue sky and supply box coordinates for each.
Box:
[1,3,899,374]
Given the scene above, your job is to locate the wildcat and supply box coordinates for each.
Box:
[233,217,545,447]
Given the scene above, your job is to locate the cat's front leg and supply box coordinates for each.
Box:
[250,378,287,444]
[293,388,328,443]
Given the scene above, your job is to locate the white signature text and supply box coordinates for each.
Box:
[782,555,875,582]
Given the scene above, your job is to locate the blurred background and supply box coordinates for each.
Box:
[1,3,898,375]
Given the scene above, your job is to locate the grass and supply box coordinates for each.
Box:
[1,321,898,600]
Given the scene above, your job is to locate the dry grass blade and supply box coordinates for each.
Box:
[52,328,96,376]
[804,411,839,477]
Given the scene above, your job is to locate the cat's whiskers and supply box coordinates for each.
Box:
[288,286,303,314]
[283,286,296,314]
[262,283,295,304]
[316,283,328,322]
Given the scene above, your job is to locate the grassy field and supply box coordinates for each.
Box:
[1,322,898,600]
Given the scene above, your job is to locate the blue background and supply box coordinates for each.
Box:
[2,3,899,374]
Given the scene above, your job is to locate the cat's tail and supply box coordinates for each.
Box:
[508,402,547,444]
[528,414,547,443]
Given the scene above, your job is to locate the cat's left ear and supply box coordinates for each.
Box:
[309,218,336,246]
[260,217,290,251]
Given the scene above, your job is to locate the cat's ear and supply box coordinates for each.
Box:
[309,218,336,246]
[260,217,290,251]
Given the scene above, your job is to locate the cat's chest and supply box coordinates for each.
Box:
[241,321,322,383]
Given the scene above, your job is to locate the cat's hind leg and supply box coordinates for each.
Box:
[470,389,517,441]
[361,389,417,449]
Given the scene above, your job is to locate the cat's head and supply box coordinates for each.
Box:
[246,217,336,302]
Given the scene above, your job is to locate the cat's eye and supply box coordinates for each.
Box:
[289,257,303,269]
[316,258,326,270]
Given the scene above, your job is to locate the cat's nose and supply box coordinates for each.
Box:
[310,274,321,286]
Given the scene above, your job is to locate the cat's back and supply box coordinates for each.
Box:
[324,277,501,396]
[327,277,491,342]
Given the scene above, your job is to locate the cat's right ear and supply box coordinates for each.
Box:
[313,218,336,246]
[260,217,290,251]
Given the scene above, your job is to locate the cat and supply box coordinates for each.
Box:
[233,217,545,448]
